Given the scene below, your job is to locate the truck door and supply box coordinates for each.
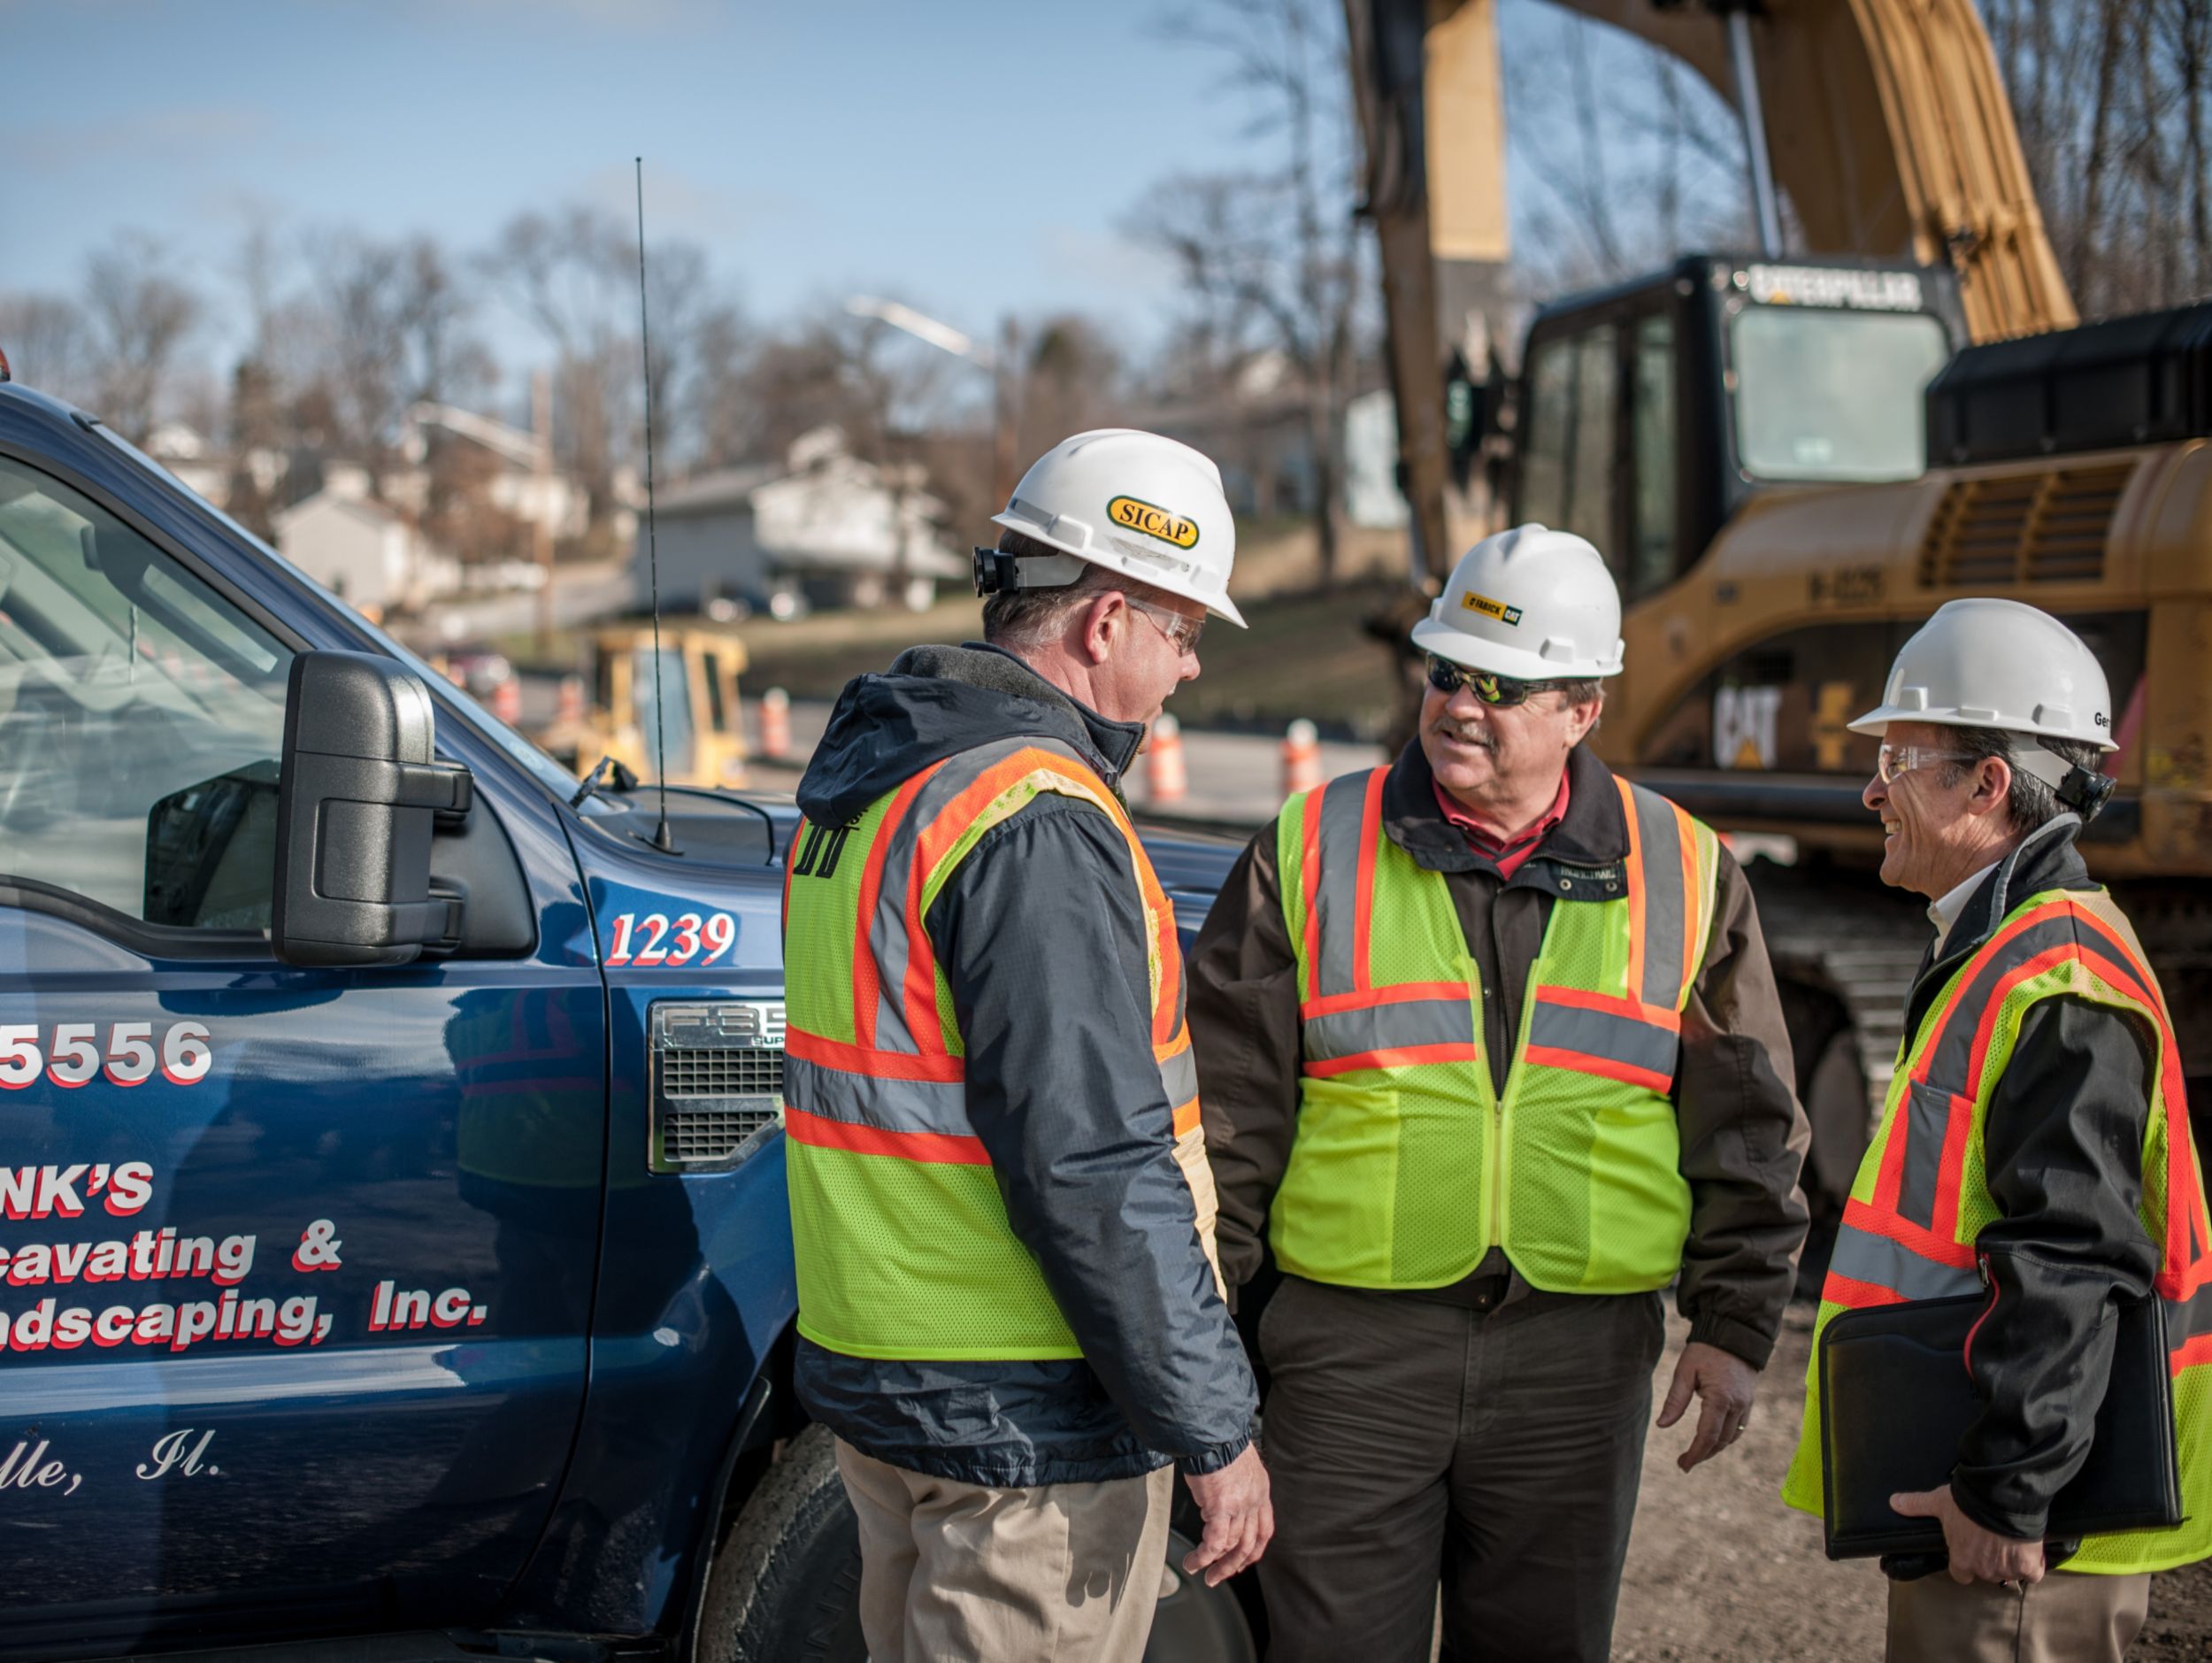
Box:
[0,443,606,1653]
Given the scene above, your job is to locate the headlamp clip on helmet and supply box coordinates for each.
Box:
[972,544,1085,598]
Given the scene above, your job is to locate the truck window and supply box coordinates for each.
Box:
[1630,314,1676,599]
[1517,326,1618,559]
[0,455,292,929]
[1731,308,1949,482]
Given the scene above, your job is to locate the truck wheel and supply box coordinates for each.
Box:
[697,1425,867,1663]
[696,1425,1258,1662]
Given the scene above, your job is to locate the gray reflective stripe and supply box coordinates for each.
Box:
[2167,1282,2212,1351]
[784,1052,973,1136]
[1159,1045,1198,1108]
[1311,771,1375,999]
[866,736,1087,1054]
[1627,784,1686,1011]
[1526,998,1678,1082]
[1303,997,1474,1064]
[1827,1224,1978,1302]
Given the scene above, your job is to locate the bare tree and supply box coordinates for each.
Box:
[1138,0,1371,581]
[0,295,96,405]
[81,233,202,442]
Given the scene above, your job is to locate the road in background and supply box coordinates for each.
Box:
[727,697,1383,827]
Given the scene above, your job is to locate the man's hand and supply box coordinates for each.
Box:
[1891,1486,2047,1584]
[1181,1443,1273,1586]
[1656,1341,1757,1471]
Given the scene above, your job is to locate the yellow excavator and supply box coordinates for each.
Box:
[1351,0,2212,1213]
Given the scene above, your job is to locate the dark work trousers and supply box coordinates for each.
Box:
[1256,1274,1666,1663]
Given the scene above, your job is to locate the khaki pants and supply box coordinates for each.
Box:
[833,1438,1174,1663]
[1886,1568,2151,1662]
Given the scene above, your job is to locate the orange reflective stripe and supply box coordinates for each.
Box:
[1300,981,1472,1020]
[1303,1041,1480,1078]
[852,765,941,1050]
[1521,1044,1671,1094]
[784,1104,989,1166]
[1673,799,1701,998]
[1527,983,1683,1033]
[1840,1197,1978,1271]
[1824,1273,1912,1310]
[1172,1100,1201,1137]
[1351,766,1386,993]
[787,1025,966,1083]
[1616,776,1646,999]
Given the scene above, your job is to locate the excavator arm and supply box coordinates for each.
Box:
[1349,0,2075,578]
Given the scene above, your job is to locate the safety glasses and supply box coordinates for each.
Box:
[1875,743,1975,784]
[1425,653,1560,707]
[1129,597,1204,657]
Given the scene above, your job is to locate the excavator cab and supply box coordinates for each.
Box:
[1507,254,1966,605]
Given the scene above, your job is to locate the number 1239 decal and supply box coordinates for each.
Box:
[604,912,736,968]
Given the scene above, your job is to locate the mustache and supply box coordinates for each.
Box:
[1430,715,1497,750]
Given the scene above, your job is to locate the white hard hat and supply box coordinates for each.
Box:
[984,428,1246,627]
[1410,523,1624,681]
[1848,598,2116,750]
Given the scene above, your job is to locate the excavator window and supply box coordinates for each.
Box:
[1520,325,1617,560]
[1731,307,1947,483]
[1630,315,1677,599]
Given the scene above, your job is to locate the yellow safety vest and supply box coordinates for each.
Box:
[1271,766,1720,1292]
[780,735,1221,1361]
[1781,886,2212,1574]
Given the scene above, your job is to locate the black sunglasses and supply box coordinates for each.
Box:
[1425,654,1563,707]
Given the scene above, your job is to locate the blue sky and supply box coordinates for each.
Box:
[5,0,1260,365]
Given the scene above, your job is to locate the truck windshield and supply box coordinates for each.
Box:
[1730,307,1950,482]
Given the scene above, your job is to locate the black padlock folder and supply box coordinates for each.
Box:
[1817,1291,2182,1559]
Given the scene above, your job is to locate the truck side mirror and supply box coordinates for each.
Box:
[273,651,474,968]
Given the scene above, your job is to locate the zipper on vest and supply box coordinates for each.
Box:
[1962,1251,1997,1380]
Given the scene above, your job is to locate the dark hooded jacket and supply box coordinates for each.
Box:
[1901,813,2163,1542]
[788,643,1257,1488]
[1189,740,1810,1367]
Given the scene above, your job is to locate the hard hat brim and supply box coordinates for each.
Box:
[987,512,1248,627]
[1409,613,1623,681]
[1847,703,2119,751]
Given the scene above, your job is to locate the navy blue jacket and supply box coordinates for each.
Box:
[790,643,1257,1487]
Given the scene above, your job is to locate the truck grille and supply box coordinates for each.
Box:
[649,1001,787,1172]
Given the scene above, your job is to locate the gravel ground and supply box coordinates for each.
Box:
[1614,1307,2212,1659]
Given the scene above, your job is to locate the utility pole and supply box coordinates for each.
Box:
[532,368,554,654]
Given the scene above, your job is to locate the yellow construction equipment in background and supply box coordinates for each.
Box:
[531,620,751,790]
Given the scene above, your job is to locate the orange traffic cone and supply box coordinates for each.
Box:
[1146,714,1188,804]
[760,687,793,761]
[491,674,522,727]
[557,674,585,727]
[1282,719,1324,797]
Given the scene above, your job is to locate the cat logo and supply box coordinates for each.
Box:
[1106,496,1201,550]
[1460,590,1524,627]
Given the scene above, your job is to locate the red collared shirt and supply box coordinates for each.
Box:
[1432,766,1571,880]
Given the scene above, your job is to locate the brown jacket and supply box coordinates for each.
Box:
[1187,741,1810,1369]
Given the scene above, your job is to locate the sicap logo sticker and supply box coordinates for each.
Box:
[1460,590,1524,627]
[1107,496,1200,550]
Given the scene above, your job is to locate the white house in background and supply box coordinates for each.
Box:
[144,423,228,507]
[639,427,965,615]
[273,489,459,617]
[392,403,588,541]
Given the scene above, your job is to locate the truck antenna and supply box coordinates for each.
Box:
[634,156,679,855]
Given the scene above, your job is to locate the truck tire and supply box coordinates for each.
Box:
[696,1425,1257,1662]
[697,1425,867,1663]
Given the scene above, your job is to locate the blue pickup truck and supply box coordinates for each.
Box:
[0,377,1255,1661]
